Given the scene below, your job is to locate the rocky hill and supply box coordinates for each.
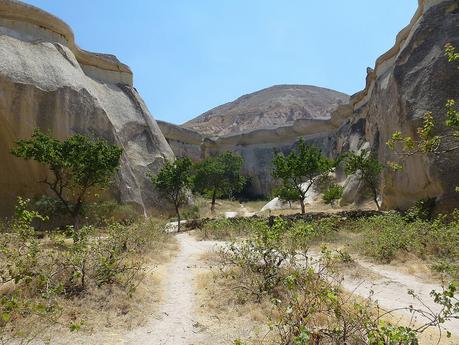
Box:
[0,0,174,216]
[182,85,349,136]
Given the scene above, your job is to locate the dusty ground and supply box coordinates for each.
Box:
[38,203,458,344]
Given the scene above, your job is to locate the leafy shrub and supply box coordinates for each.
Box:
[199,217,265,240]
[83,200,141,226]
[404,198,436,221]
[322,184,344,206]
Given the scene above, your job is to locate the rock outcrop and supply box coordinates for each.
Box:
[341,0,459,211]
[0,0,174,216]
[182,85,349,136]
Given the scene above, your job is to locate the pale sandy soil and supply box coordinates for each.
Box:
[39,206,458,344]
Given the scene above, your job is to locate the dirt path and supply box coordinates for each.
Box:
[310,251,459,338]
[124,233,220,345]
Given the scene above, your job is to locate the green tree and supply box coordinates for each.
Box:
[272,139,333,214]
[11,129,122,229]
[151,157,193,232]
[344,150,384,210]
[323,183,344,207]
[193,152,245,212]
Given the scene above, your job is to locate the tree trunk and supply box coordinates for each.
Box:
[372,188,381,210]
[210,188,217,213]
[72,201,82,231]
[175,204,181,232]
[300,198,306,214]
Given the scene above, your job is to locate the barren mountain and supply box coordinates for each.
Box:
[182,85,349,136]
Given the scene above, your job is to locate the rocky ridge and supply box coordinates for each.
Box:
[182,85,349,136]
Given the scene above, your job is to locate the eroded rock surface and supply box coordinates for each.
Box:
[0,0,174,216]
[182,85,349,137]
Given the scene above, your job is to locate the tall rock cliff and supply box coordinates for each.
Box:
[0,0,174,216]
[343,0,459,211]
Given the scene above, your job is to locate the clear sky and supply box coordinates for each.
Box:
[23,1,417,125]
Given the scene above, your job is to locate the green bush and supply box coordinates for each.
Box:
[322,184,344,206]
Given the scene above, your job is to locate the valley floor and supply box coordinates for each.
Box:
[50,228,458,345]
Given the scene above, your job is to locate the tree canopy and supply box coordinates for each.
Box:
[193,152,245,211]
[272,139,333,214]
[151,157,193,231]
[11,129,123,228]
[344,150,384,210]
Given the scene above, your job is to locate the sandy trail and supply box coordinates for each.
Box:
[124,233,220,345]
[343,258,459,337]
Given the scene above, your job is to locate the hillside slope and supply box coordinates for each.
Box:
[182,85,349,136]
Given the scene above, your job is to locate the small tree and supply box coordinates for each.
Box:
[274,185,298,209]
[151,157,193,232]
[11,129,122,229]
[193,152,245,212]
[272,139,333,214]
[344,150,384,210]
[323,184,344,207]
[387,43,459,192]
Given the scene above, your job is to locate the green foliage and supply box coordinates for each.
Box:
[404,198,436,221]
[445,43,459,64]
[11,129,122,227]
[322,183,344,206]
[193,152,246,211]
[344,150,384,209]
[347,212,459,278]
[273,139,333,213]
[151,157,193,231]
[199,217,265,240]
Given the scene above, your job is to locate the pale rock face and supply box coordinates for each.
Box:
[261,182,319,212]
[0,0,174,216]
[348,0,459,211]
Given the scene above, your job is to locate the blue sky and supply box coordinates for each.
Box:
[24,1,417,124]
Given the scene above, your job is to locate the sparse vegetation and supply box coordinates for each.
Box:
[0,198,172,344]
[210,213,459,344]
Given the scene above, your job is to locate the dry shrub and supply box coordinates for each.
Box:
[0,198,173,344]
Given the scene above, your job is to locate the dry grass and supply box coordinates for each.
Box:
[193,252,272,345]
[16,226,179,343]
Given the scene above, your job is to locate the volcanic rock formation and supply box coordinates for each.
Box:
[0,0,174,216]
